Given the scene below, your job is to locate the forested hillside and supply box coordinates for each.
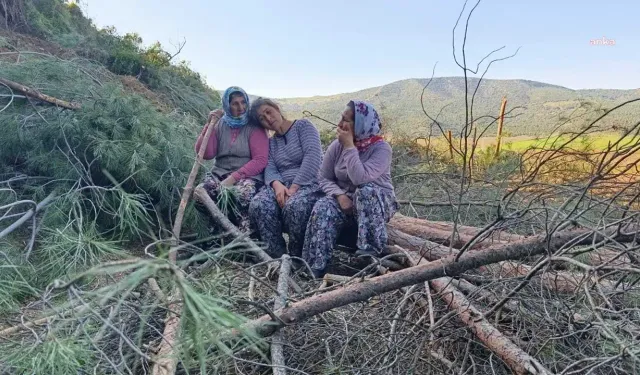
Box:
[276,77,640,137]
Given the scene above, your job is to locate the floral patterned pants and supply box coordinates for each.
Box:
[302,183,397,273]
[249,183,322,258]
[201,172,260,233]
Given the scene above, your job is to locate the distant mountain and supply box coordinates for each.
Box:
[261,77,640,137]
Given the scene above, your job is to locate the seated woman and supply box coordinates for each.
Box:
[194,86,268,232]
[302,100,397,278]
[248,98,323,258]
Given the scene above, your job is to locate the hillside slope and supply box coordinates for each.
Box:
[273,77,640,137]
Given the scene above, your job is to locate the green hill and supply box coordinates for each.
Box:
[270,77,640,138]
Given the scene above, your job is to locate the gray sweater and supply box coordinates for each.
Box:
[264,119,323,186]
[319,139,394,196]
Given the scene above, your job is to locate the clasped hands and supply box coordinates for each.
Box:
[271,181,300,208]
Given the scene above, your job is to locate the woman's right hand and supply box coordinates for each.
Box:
[208,109,224,126]
[272,181,287,208]
[336,194,353,215]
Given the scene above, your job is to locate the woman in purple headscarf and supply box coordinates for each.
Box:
[301,100,398,278]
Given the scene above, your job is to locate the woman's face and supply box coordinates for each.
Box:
[338,105,355,135]
[256,104,282,131]
[229,93,247,117]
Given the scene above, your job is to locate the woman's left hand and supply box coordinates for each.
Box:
[286,184,300,199]
[337,125,355,149]
[221,175,237,187]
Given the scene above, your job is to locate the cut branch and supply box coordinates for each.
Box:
[193,185,271,263]
[0,77,81,110]
[151,118,219,375]
[0,304,85,338]
[193,185,303,294]
[0,192,55,241]
[271,255,291,375]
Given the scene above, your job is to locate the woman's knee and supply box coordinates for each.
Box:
[307,197,338,223]
[248,191,274,216]
[283,192,312,216]
[355,183,378,201]
[282,198,298,218]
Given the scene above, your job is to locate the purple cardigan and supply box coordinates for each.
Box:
[319,139,394,196]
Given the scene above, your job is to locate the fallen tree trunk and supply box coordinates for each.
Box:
[387,228,455,260]
[388,214,472,248]
[490,260,623,294]
[387,245,550,374]
[239,225,637,338]
[388,227,625,294]
[429,277,552,374]
[574,247,633,268]
[0,77,81,110]
[388,244,523,313]
[387,213,526,248]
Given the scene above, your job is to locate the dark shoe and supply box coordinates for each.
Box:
[355,248,379,257]
[291,258,307,271]
[311,268,326,279]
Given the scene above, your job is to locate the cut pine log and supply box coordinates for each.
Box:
[387,213,525,248]
[430,277,551,374]
[387,227,625,294]
[388,244,552,375]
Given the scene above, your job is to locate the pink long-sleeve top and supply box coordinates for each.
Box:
[194,122,269,181]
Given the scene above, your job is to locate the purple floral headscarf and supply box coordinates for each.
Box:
[352,100,382,141]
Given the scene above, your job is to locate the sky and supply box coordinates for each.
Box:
[82,0,640,98]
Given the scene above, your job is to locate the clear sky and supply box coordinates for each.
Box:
[82,0,639,98]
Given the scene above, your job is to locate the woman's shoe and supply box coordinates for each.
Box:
[354,248,379,257]
[311,268,326,279]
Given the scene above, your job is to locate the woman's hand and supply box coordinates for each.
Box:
[208,109,224,126]
[336,194,353,215]
[272,181,287,208]
[286,184,300,199]
[221,174,236,187]
[337,124,355,149]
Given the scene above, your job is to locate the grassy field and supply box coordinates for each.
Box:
[414,132,638,153]
[502,132,639,151]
